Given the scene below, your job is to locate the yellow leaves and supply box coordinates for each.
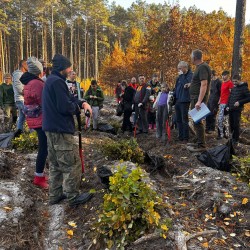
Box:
[233,186,238,190]
[161,224,168,231]
[242,198,248,205]
[163,154,172,159]
[162,233,167,239]
[3,206,12,211]
[230,233,236,237]
[93,166,97,173]
[202,242,209,248]
[67,230,73,237]
[68,221,77,228]
[245,231,250,237]
[224,193,233,198]
[181,203,187,207]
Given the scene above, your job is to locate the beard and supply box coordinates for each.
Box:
[61,69,69,78]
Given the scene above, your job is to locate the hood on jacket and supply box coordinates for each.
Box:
[20,72,42,85]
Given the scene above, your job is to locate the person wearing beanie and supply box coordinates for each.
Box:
[12,59,28,137]
[0,73,17,131]
[42,54,93,206]
[20,56,48,189]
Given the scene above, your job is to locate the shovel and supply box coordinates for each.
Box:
[76,113,85,174]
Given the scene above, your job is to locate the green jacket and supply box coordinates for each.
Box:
[0,83,15,107]
[84,86,104,107]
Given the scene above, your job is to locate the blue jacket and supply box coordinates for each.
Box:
[42,70,84,134]
[174,70,193,103]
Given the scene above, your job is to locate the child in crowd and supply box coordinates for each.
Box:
[153,82,169,142]
[217,71,233,139]
[148,95,156,130]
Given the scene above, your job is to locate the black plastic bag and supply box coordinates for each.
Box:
[98,123,117,135]
[97,166,113,188]
[0,132,14,148]
[197,140,235,172]
[116,102,124,116]
[144,152,166,173]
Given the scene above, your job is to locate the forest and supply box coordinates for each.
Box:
[0,0,250,91]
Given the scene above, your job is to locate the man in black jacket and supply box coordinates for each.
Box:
[205,70,222,133]
[134,74,151,134]
[228,74,250,145]
[42,54,93,206]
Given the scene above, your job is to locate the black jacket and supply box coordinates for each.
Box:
[122,86,135,111]
[207,78,222,111]
[228,82,250,111]
[42,70,85,134]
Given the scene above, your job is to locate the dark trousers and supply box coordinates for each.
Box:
[190,98,205,145]
[205,110,218,131]
[229,110,241,142]
[175,102,190,140]
[148,111,156,126]
[134,106,148,133]
[122,109,133,132]
[34,128,48,174]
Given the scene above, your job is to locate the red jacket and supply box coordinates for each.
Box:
[21,72,44,129]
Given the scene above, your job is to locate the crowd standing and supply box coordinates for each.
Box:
[0,49,250,206]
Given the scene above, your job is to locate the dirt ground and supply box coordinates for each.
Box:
[0,98,249,250]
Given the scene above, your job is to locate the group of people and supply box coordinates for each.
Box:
[116,49,250,152]
[0,48,249,206]
[0,54,105,207]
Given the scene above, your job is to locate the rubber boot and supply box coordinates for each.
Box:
[33,176,49,189]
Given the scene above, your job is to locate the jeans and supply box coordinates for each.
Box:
[15,100,26,130]
[175,102,190,140]
[218,104,229,138]
[229,110,241,142]
[86,106,99,129]
[34,128,48,174]
[156,104,168,141]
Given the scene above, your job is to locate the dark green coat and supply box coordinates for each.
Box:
[84,86,104,107]
[0,83,15,107]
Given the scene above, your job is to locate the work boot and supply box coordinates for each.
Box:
[49,194,67,205]
[33,176,49,189]
[69,192,93,207]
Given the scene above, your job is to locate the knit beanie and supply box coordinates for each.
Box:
[52,54,72,71]
[27,57,43,75]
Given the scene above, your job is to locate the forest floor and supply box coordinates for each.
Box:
[0,97,249,250]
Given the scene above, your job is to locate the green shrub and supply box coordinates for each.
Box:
[94,166,171,249]
[232,155,250,185]
[12,131,38,152]
[101,138,144,164]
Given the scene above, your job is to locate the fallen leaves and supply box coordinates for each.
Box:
[68,221,77,228]
[242,197,248,205]
[3,206,12,211]
[67,230,73,237]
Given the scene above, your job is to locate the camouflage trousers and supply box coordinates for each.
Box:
[217,104,229,138]
[46,132,82,203]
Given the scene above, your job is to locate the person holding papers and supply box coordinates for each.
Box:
[188,49,211,152]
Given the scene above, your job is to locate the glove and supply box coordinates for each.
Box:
[138,103,143,108]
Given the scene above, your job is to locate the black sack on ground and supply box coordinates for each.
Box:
[144,152,166,173]
[98,123,117,135]
[197,140,235,172]
[0,132,14,148]
[97,165,113,188]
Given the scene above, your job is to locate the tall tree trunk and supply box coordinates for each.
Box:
[36,28,38,58]
[20,11,23,59]
[84,18,88,86]
[51,5,55,56]
[0,31,5,80]
[26,19,29,59]
[232,0,246,77]
[94,19,98,79]
[61,29,65,55]
[78,23,81,79]
[70,23,74,64]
